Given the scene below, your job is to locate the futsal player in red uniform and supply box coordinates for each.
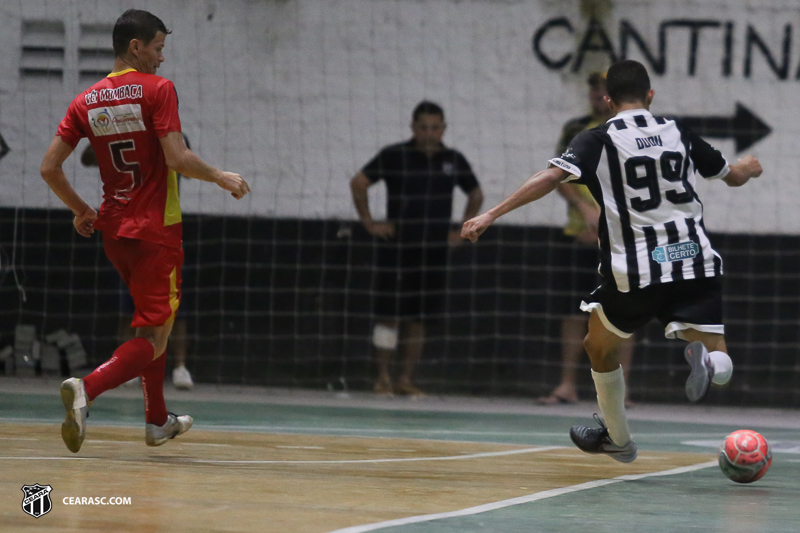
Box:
[40,9,250,452]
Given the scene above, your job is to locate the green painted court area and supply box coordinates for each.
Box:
[385,471,800,533]
[1,380,799,532]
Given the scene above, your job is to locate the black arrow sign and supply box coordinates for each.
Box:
[0,133,9,161]
[674,103,771,153]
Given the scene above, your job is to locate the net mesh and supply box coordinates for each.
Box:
[1,0,798,407]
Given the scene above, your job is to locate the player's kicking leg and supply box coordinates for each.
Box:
[681,330,732,403]
[569,310,638,463]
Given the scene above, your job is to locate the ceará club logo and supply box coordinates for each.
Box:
[21,484,53,518]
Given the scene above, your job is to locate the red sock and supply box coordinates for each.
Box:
[83,338,155,401]
[141,351,168,426]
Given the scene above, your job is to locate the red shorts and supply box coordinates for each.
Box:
[103,234,183,328]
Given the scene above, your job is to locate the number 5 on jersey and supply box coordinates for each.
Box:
[110,140,141,201]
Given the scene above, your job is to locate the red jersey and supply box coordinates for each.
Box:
[57,69,183,248]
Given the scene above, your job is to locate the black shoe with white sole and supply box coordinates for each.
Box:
[569,413,638,463]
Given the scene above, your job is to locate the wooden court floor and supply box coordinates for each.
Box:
[2,384,800,532]
[1,422,713,532]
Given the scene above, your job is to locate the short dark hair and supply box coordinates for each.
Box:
[606,60,650,105]
[113,9,171,58]
[412,101,445,122]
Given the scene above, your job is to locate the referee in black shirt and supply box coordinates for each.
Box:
[351,101,483,396]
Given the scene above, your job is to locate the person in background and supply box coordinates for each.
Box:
[351,101,483,397]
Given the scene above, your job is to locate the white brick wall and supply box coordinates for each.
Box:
[0,0,795,233]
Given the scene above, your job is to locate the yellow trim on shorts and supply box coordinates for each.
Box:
[164,169,182,226]
[169,267,180,319]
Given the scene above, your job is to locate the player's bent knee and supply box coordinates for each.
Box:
[135,327,170,357]
[135,331,157,347]
[583,335,618,366]
[583,334,604,358]
[373,324,398,350]
[582,336,593,356]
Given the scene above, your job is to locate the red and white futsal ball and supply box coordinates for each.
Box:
[718,429,772,483]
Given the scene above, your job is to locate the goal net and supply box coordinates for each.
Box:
[0,0,796,406]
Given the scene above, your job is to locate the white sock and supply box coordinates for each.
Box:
[709,351,733,385]
[591,366,631,446]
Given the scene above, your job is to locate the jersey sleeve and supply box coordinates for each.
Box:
[56,98,85,148]
[455,152,479,193]
[548,129,599,183]
[152,79,182,138]
[361,148,388,183]
[684,126,730,180]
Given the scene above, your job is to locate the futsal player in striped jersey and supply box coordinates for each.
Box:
[41,9,250,453]
[462,60,762,463]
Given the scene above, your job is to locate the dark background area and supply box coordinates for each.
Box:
[1,207,798,407]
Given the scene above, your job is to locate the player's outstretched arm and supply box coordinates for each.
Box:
[723,155,763,187]
[461,167,566,242]
[41,136,97,238]
[160,132,250,199]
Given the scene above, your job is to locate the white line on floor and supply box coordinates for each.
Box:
[326,461,718,533]
[187,446,564,465]
[0,457,92,460]
[86,440,139,445]
[195,425,743,438]
[2,419,797,440]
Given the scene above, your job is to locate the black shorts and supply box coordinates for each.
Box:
[549,236,600,316]
[581,277,724,339]
[373,242,447,319]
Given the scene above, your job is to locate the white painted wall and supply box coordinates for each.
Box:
[0,0,797,233]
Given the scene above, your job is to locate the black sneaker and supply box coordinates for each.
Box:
[684,341,714,403]
[569,413,638,463]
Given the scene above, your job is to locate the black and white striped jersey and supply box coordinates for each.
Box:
[549,109,730,292]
